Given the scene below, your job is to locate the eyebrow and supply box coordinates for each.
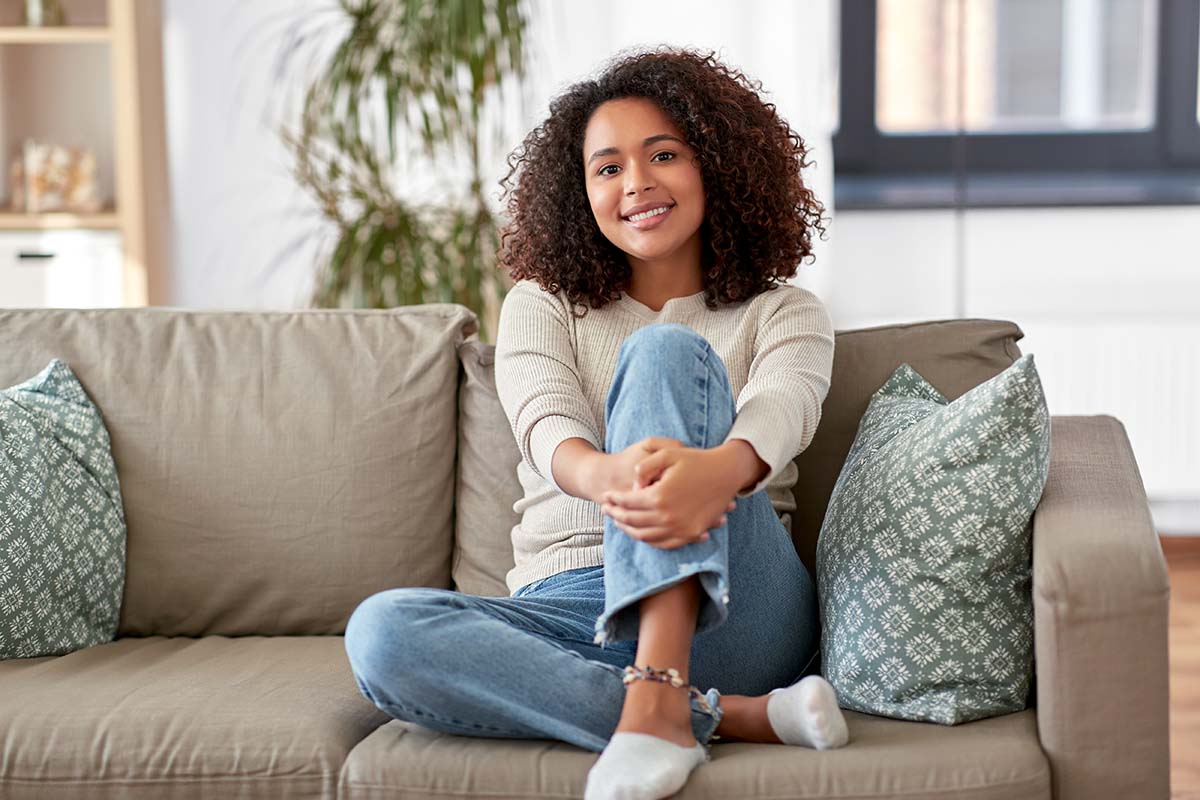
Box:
[587,134,686,166]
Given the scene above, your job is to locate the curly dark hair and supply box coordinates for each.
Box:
[496,45,829,318]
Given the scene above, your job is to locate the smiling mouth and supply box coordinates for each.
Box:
[624,205,672,220]
[621,204,675,224]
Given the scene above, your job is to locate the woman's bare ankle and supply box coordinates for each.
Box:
[616,675,696,747]
[614,577,703,747]
[714,694,782,744]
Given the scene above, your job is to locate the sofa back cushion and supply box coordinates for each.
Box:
[790,319,1023,575]
[454,318,1023,592]
[0,306,477,636]
[453,340,522,597]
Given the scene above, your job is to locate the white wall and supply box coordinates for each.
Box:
[160,0,838,309]
[161,0,344,309]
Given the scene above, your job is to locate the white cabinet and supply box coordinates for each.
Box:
[0,229,122,307]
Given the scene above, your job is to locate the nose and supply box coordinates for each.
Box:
[623,159,654,195]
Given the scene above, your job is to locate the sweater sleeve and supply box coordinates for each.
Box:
[493,281,603,496]
[722,287,835,498]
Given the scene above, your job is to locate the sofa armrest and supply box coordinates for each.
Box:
[1032,415,1171,800]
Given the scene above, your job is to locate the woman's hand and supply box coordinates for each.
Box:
[591,437,678,498]
[599,442,738,550]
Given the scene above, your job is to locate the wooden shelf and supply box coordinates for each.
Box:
[0,1,165,306]
[0,211,120,230]
[0,26,111,44]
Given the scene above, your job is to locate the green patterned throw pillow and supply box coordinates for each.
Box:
[816,353,1050,724]
[1,360,126,660]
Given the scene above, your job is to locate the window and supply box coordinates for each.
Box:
[876,0,1156,134]
[834,0,1200,203]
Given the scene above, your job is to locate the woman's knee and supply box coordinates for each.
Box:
[620,323,708,359]
[344,587,446,685]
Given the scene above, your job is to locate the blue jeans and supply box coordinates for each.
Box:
[344,324,820,754]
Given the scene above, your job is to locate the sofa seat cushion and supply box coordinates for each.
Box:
[339,709,1049,799]
[0,636,390,799]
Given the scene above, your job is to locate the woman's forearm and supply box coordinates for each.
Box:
[549,437,607,502]
[716,438,770,494]
[549,437,767,504]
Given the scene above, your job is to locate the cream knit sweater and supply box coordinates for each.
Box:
[494,278,835,596]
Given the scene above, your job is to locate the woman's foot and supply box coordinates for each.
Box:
[584,731,707,800]
[765,675,849,749]
[587,670,707,800]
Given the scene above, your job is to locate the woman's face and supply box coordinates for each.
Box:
[581,97,705,270]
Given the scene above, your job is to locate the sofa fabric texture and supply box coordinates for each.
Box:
[339,709,1050,800]
[0,359,126,660]
[452,339,522,598]
[0,306,478,637]
[817,354,1051,725]
[0,306,1170,799]
[0,636,390,799]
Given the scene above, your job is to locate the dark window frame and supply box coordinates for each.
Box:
[833,0,1200,208]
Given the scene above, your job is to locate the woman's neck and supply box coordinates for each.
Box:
[624,249,703,312]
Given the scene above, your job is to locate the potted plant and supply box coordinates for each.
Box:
[277,0,528,342]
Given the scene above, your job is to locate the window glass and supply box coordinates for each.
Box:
[876,0,1157,133]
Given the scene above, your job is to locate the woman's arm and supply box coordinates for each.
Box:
[721,286,835,497]
[494,281,604,496]
[549,437,605,502]
[720,438,771,494]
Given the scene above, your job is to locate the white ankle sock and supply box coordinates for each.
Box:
[766,675,850,750]
[584,731,708,800]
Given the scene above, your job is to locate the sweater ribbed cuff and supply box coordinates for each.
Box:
[529,416,603,496]
[724,407,804,498]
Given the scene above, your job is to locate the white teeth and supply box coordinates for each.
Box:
[626,206,670,222]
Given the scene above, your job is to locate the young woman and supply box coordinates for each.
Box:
[344,47,849,800]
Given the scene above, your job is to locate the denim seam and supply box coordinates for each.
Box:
[375,697,535,737]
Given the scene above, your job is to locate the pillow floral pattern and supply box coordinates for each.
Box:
[817,353,1050,724]
[1,360,126,660]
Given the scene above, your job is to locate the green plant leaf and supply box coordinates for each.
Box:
[275,0,527,338]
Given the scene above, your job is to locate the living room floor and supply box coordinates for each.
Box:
[1164,535,1200,800]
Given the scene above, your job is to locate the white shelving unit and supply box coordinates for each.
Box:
[0,0,167,307]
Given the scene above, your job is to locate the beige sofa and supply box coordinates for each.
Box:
[0,304,1170,799]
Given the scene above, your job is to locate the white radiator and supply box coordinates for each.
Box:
[1015,320,1200,531]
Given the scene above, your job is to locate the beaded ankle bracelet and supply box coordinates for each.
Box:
[621,664,716,718]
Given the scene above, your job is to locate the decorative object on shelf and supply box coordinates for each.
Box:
[274,0,528,343]
[21,0,66,27]
[8,157,23,212]
[12,139,101,214]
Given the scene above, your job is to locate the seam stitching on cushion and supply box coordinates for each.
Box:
[1,775,328,785]
[342,765,1052,799]
[837,318,1017,337]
